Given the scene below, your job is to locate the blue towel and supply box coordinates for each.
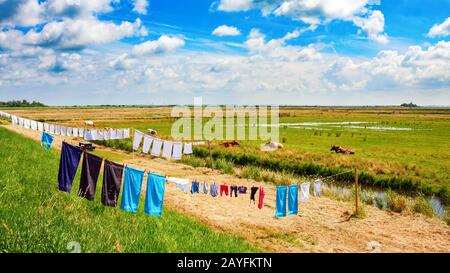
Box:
[191,181,199,194]
[120,167,144,213]
[210,183,218,197]
[58,142,83,192]
[275,186,287,218]
[144,173,166,216]
[288,184,299,215]
[40,132,54,150]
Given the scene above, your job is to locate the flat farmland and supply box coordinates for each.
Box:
[3,106,450,193]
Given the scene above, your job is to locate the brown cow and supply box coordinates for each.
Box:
[331,145,355,154]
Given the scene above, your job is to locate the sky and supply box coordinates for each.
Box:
[0,0,449,106]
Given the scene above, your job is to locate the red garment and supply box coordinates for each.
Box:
[220,184,229,196]
[258,186,265,209]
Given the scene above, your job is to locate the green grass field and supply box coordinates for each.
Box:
[0,126,257,253]
[3,106,450,203]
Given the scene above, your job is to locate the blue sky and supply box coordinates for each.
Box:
[0,0,450,105]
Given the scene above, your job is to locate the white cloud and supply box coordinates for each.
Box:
[212,25,241,36]
[132,35,185,56]
[428,17,450,38]
[216,0,387,43]
[24,18,147,50]
[133,0,149,15]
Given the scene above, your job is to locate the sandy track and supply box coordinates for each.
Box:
[4,124,450,253]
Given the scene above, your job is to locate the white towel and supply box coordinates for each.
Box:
[162,140,173,159]
[60,126,67,136]
[142,135,153,154]
[37,122,43,131]
[192,141,206,146]
[73,127,78,137]
[91,129,98,140]
[172,142,183,160]
[133,130,144,151]
[24,119,31,129]
[44,123,49,132]
[67,127,73,137]
[313,179,322,197]
[78,128,84,138]
[111,129,117,140]
[97,130,104,140]
[104,129,110,140]
[124,129,130,139]
[117,129,124,139]
[19,118,24,127]
[183,143,193,155]
[30,120,38,130]
[12,116,18,125]
[55,125,61,135]
[167,177,190,193]
[300,182,310,202]
[151,138,163,157]
[50,124,55,134]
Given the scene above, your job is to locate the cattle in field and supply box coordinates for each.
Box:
[84,120,94,127]
[260,141,283,151]
[331,145,355,154]
[148,129,158,136]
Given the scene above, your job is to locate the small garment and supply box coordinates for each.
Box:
[124,129,130,139]
[238,186,247,194]
[275,186,288,218]
[258,186,265,209]
[60,126,67,136]
[142,135,153,154]
[111,129,118,140]
[58,142,83,193]
[49,124,55,134]
[288,184,299,215]
[162,140,173,159]
[96,130,104,141]
[11,116,17,125]
[18,117,24,127]
[314,179,322,197]
[55,125,61,135]
[84,130,93,141]
[250,186,259,201]
[167,177,190,193]
[24,119,31,129]
[120,167,145,213]
[220,184,229,196]
[183,143,193,155]
[133,130,144,151]
[210,183,218,197]
[104,129,110,140]
[78,153,103,201]
[101,160,124,207]
[191,181,199,194]
[43,123,49,132]
[73,128,78,137]
[67,127,73,137]
[144,173,166,216]
[40,131,54,150]
[37,122,44,132]
[230,186,238,197]
[151,138,163,157]
[300,182,310,202]
[202,182,208,194]
[78,128,84,138]
[117,129,124,139]
[171,142,183,160]
[31,120,38,130]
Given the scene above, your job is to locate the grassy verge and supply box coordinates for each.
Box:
[0,127,258,253]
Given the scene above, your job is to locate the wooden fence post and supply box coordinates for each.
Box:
[208,140,213,169]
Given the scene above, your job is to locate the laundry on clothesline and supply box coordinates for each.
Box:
[40,131,54,150]
[314,179,322,197]
[300,182,310,202]
[167,177,190,193]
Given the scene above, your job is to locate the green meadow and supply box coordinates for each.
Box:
[0,126,257,253]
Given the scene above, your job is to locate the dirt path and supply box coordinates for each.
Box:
[4,124,450,253]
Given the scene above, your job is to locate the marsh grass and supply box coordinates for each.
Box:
[0,127,257,253]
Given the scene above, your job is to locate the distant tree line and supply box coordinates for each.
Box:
[0,100,47,107]
[400,102,418,107]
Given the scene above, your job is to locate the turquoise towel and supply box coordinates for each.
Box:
[120,167,144,213]
[144,173,166,216]
[288,184,299,215]
[275,186,287,218]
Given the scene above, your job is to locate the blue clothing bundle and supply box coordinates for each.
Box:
[288,184,299,215]
[120,167,145,213]
[275,186,287,218]
[202,182,208,194]
[145,173,166,216]
[58,142,83,193]
[191,181,199,194]
[40,131,54,150]
[210,183,218,197]
[275,184,299,217]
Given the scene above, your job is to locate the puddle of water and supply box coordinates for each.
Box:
[258,122,375,127]
[337,125,413,131]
